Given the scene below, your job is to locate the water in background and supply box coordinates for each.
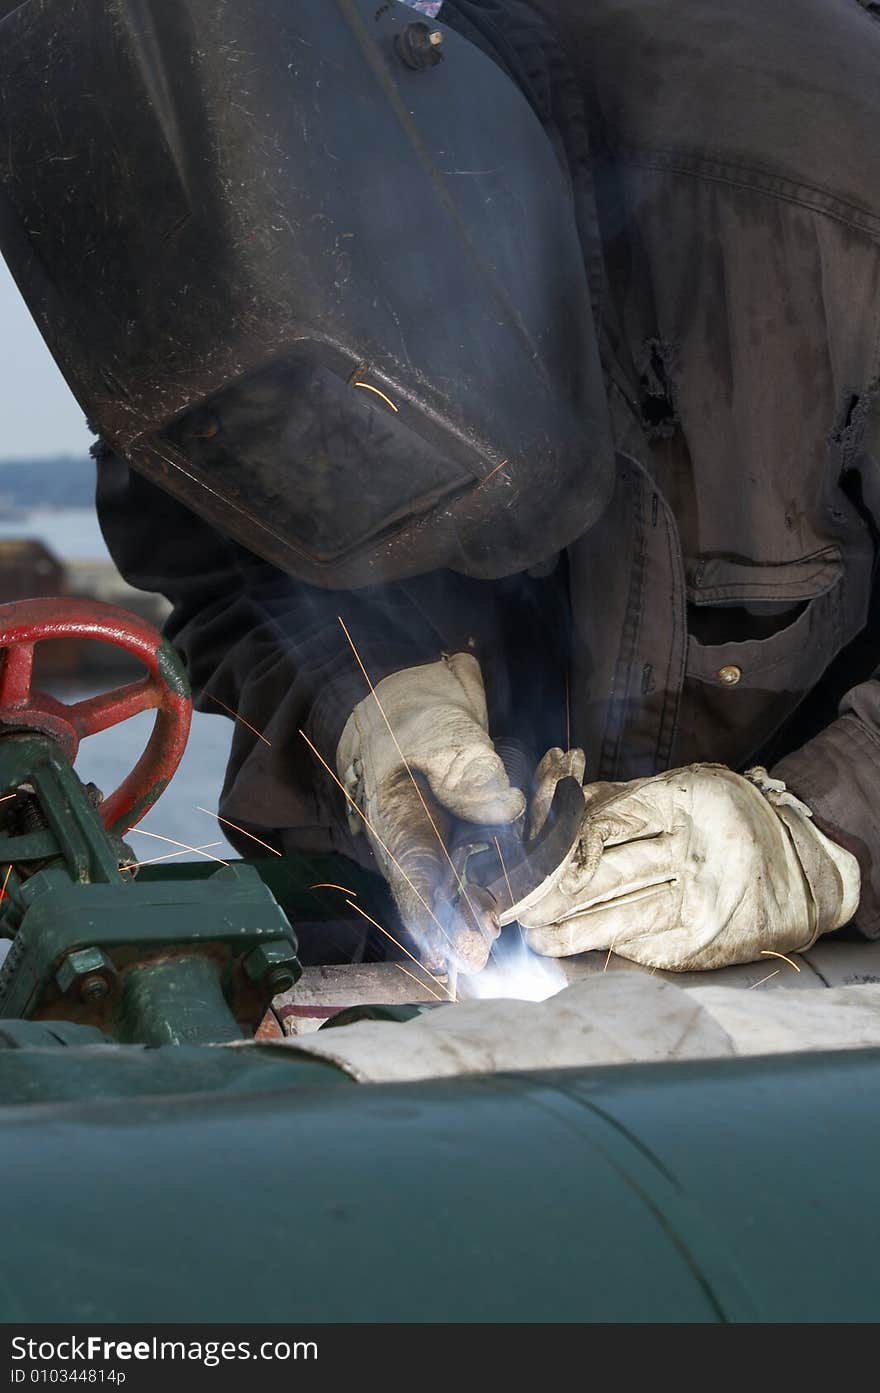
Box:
[4,508,236,859]
[55,681,237,859]
[1,506,109,559]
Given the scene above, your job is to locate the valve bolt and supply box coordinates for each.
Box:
[80,973,110,1003]
[266,965,296,997]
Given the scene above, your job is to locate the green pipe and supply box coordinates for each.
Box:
[1,1045,878,1321]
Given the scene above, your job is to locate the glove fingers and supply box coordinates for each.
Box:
[421,747,526,824]
[517,832,679,931]
[366,770,454,967]
[523,883,677,958]
[528,747,587,840]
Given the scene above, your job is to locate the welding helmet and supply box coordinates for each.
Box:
[0,0,613,586]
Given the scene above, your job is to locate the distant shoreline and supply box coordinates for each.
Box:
[0,454,94,510]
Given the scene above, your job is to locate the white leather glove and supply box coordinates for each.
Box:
[508,759,860,971]
[336,654,525,969]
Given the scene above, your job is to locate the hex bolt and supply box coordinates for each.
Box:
[55,946,117,1001]
[243,941,301,995]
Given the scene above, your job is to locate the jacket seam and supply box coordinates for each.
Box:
[654,491,686,770]
[598,147,880,243]
[600,461,645,778]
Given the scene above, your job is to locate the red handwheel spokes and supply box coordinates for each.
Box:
[0,597,192,833]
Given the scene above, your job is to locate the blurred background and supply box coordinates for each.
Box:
[0,257,237,861]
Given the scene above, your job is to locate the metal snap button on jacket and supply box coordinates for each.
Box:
[718,664,743,686]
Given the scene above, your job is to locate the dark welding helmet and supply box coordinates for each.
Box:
[0,0,613,586]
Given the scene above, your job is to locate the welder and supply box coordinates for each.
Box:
[7,0,879,976]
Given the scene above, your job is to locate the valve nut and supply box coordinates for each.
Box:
[243,940,301,997]
[55,946,118,1002]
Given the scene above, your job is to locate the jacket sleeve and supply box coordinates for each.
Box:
[94,448,445,860]
[772,392,880,936]
[94,448,570,859]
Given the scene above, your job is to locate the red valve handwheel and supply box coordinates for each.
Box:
[0,597,192,834]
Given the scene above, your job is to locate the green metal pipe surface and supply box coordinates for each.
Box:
[1,1044,878,1322]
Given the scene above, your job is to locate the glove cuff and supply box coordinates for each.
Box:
[744,767,861,937]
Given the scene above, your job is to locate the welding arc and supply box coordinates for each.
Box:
[344,899,452,1000]
[298,729,459,957]
[337,615,488,942]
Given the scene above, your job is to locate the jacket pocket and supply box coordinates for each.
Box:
[684,546,842,606]
[675,547,860,767]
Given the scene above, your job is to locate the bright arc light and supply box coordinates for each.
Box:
[463,940,567,1002]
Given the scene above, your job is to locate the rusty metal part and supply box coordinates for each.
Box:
[255,1007,285,1041]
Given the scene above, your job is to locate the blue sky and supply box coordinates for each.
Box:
[0,257,92,459]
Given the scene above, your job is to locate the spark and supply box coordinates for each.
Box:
[0,864,11,904]
[352,380,399,413]
[196,806,282,856]
[565,668,571,751]
[760,949,801,973]
[298,728,456,951]
[119,841,223,870]
[603,939,619,972]
[395,962,446,1003]
[748,969,781,989]
[337,614,486,940]
[309,882,358,895]
[344,899,452,999]
[125,827,229,866]
[207,695,272,746]
[0,793,16,804]
[494,835,514,911]
[479,457,509,487]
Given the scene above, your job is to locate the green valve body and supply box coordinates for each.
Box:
[0,733,301,1046]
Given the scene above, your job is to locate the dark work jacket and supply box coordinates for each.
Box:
[96,0,880,933]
